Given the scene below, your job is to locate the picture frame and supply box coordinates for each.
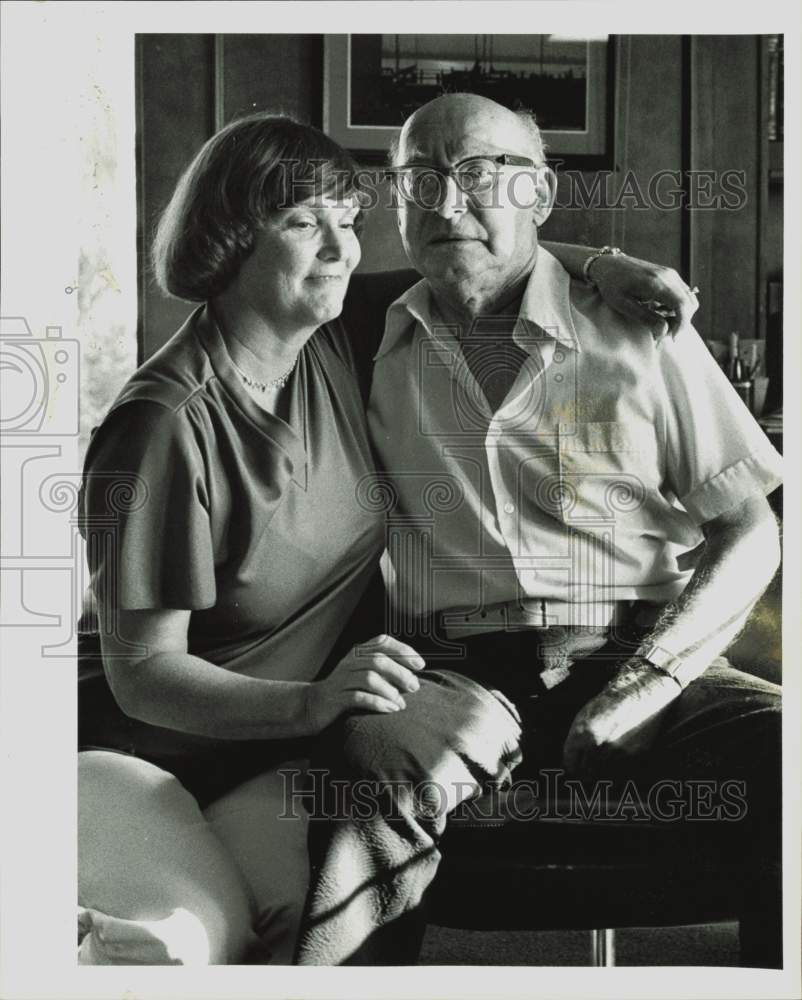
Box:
[323,34,614,166]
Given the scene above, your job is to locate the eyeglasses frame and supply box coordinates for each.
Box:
[384,153,542,205]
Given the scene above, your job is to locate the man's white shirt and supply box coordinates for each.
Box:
[367,248,782,619]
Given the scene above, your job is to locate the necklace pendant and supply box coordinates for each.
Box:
[233,356,298,393]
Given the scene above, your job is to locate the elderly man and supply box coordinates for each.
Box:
[295,94,782,965]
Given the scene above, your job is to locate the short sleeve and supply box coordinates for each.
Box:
[79,400,216,610]
[658,327,783,524]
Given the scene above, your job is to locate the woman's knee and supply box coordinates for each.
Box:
[78,751,256,964]
[79,750,197,821]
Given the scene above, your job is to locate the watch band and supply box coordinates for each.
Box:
[583,245,623,287]
[636,642,686,688]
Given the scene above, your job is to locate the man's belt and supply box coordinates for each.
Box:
[438,598,654,639]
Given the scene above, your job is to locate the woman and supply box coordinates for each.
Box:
[77,112,696,965]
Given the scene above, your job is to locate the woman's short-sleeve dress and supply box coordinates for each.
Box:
[78,304,385,802]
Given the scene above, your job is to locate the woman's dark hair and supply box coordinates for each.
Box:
[152,113,361,301]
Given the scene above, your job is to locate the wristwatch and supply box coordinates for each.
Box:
[634,642,686,689]
[583,245,624,287]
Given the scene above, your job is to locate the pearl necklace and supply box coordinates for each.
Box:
[230,355,298,392]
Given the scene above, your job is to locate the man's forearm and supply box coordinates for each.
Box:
[562,496,780,772]
[634,497,781,687]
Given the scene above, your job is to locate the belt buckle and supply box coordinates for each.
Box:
[514,599,549,629]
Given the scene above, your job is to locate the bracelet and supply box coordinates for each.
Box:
[582,245,623,287]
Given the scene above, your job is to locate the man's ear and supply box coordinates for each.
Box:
[532,166,557,227]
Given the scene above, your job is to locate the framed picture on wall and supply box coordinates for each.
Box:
[323,33,614,166]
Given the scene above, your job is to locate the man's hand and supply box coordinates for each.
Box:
[306,634,426,732]
[562,660,681,777]
[590,253,699,340]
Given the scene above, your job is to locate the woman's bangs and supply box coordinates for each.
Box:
[276,157,358,209]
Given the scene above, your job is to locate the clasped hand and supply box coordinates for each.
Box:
[591,254,700,341]
[306,634,425,733]
[562,660,681,778]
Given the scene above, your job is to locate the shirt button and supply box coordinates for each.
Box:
[503,501,516,514]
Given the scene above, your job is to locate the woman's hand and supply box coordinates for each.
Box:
[590,253,700,340]
[307,634,426,732]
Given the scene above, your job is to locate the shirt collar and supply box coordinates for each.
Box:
[374,279,434,360]
[373,246,581,361]
[516,247,581,353]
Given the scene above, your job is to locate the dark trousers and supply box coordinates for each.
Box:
[295,625,781,965]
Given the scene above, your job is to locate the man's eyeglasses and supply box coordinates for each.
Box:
[385,154,539,208]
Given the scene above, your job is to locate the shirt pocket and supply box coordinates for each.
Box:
[553,421,658,527]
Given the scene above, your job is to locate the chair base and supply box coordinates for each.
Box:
[590,928,616,966]
[426,823,782,968]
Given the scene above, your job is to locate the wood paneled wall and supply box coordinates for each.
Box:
[137,35,214,358]
[689,36,762,345]
[544,35,686,270]
[136,34,775,359]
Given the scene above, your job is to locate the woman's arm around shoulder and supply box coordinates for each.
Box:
[541,241,699,339]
